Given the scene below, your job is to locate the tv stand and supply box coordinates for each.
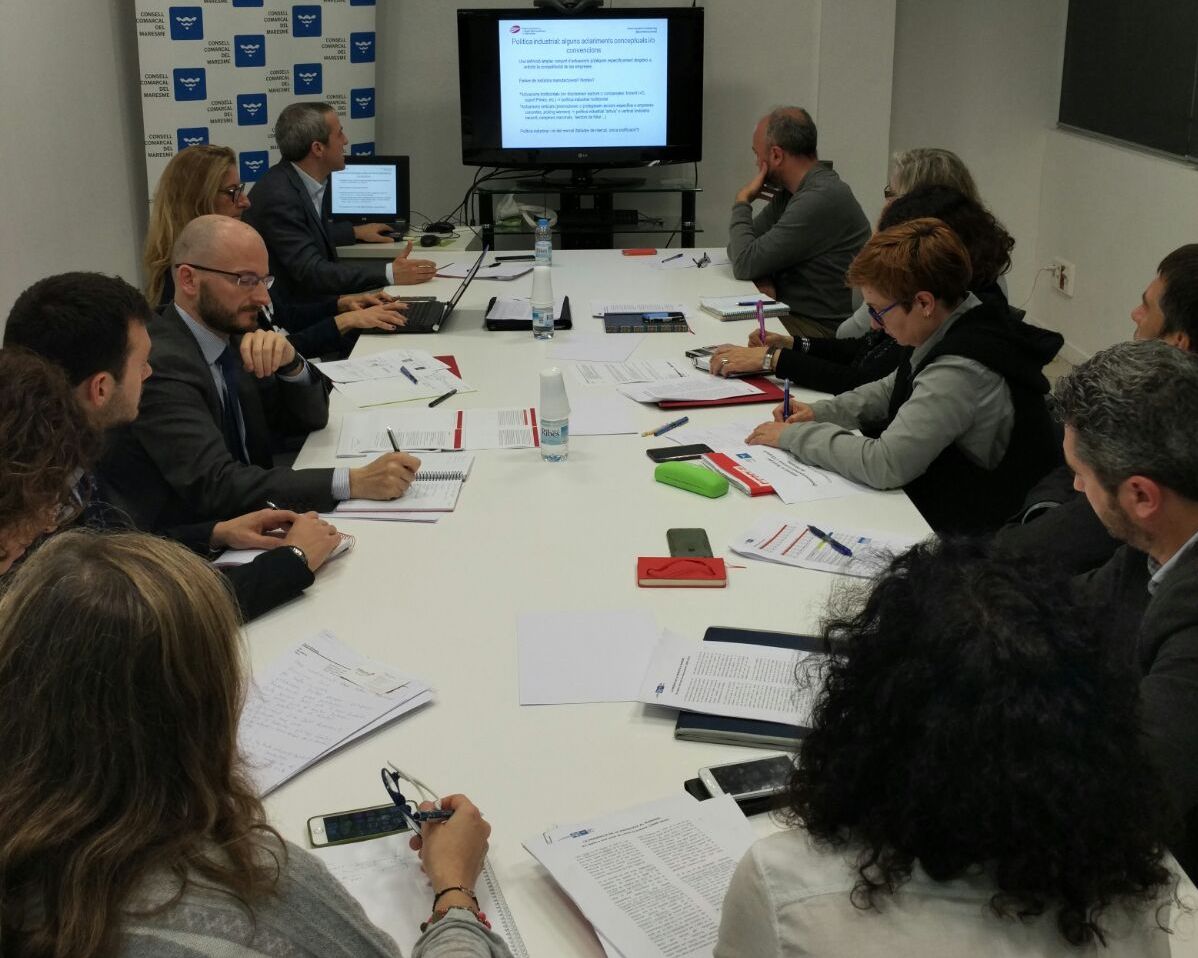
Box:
[516,171,646,190]
[477,180,700,250]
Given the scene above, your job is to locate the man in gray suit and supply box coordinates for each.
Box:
[100,215,421,531]
[243,101,436,306]
[1062,341,1198,878]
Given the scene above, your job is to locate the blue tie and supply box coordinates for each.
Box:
[216,345,249,464]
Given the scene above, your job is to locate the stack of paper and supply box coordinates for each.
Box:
[731,513,921,578]
[317,835,529,957]
[239,631,432,795]
[571,358,692,387]
[484,296,567,322]
[334,453,474,514]
[524,793,755,958]
[618,376,764,403]
[316,350,477,408]
[337,408,538,455]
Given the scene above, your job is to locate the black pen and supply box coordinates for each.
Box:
[428,388,458,407]
[496,254,535,262]
[386,427,401,453]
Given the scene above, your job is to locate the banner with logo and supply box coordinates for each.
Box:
[134,0,378,200]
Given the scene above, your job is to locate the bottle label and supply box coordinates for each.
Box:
[541,419,568,445]
[532,306,554,328]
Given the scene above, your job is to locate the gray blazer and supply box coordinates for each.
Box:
[99,305,336,530]
[243,160,388,305]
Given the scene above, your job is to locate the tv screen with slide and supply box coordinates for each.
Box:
[458,8,704,179]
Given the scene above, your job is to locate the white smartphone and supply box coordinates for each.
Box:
[307,802,410,848]
[698,754,795,802]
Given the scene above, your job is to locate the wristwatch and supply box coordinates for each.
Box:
[285,545,308,568]
[277,355,304,377]
[763,345,779,372]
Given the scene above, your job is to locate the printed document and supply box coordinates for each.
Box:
[731,513,922,578]
[524,793,755,958]
[313,349,447,384]
[638,631,822,726]
[517,610,660,705]
[484,296,568,321]
[571,358,692,387]
[317,835,528,958]
[337,408,538,455]
[239,631,432,795]
[618,376,763,403]
[333,367,475,408]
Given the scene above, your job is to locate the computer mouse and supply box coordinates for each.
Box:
[427,221,455,234]
[420,234,440,248]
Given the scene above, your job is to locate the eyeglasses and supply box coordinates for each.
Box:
[883,186,898,200]
[178,263,274,290]
[216,182,248,202]
[380,763,450,833]
[692,252,711,269]
[867,301,901,327]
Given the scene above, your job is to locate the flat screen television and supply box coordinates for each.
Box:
[458,7,704,184]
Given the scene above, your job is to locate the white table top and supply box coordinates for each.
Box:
[337,226,482,258]
[250,249,931,957]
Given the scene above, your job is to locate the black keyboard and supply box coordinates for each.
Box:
[399,299,447,332]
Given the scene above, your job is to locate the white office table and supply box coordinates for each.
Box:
[250,250,931,957]
[337,225,482,258]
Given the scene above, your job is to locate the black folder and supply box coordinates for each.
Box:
[484,295,573,331]
[673,626,828,750]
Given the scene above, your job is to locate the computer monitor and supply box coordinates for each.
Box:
[457,8,704,185]
[329,155,410,228]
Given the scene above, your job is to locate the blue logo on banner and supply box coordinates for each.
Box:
[292,5,321,37]
[240,151,270,182]
[169,6,203,40]
[233,0,264,5]
[234,35,266,67]
[350,31,376,63]
[351,142,375,156]
[350,87,375,119]
[293,62,322,94]
[176,127,210,150]
[172,68,207,101]
[236,93,268,125]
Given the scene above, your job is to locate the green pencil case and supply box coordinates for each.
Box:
[654,461,729,498]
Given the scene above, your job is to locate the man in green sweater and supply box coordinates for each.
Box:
[727,107,870,338]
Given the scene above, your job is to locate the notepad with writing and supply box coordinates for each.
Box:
[637,556,727,588]
[334,453,474,513]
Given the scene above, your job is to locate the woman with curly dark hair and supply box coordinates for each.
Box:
[0,348,99,573]
[716,538,1186,957]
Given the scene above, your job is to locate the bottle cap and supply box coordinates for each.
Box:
[539,367,570,420]
[537,218,549,227]
[530,265,553,306]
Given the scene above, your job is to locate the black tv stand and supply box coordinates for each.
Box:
[516,172,647,190]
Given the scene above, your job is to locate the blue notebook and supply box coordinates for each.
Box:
[673,627,827,749]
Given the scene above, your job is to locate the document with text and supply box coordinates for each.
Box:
[731,514,921,578]
[617,376,762,403]
[314,349,448,384]
[337,408,538,455]
[571,358,692,387]
[524,793,755,958]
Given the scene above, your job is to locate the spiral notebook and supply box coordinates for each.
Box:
[333,453,475,513]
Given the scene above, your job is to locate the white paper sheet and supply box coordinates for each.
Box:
[517,610,660,704]
[571,358,693,387]
[638,631,821,726]
[322,511,442,523]
[239,631,432,795]
[314,349,447,384]
[730,513,922,578]
[214,533,355,567]
[549,333,644,363]
[337,408,538,455]
[317,836,529,958]
[484,296,567,321]
[334,367,476,408]
[523,793,755,958]
[617,376,763,403]
[439,260,532,280]
[590,300,688,319]
[567,393,640,436]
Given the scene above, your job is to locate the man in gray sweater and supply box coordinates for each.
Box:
[727,107,870,338]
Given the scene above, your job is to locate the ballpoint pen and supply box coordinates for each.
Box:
[738,299,778,306]
[399,365,419,385]
[641,415,689,437]
[783,378,792,418]
[806,524,853,557]
[661,252,683,263]
[756,298,766,345]
[386,427,401,453]
[428,388,458,407]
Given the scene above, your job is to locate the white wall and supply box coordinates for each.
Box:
[889,0,1068,307]
[0,0,147,330]
[1031,131,1198,360]
[377,0,894,251]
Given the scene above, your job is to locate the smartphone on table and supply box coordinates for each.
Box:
[666,527,714,558]
[698,754,795,802]
[308,802,410,847]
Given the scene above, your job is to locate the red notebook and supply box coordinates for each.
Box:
[701,452,775,496]
[637,557,727,588]
[657,376,783,408]
[433,355,461,378]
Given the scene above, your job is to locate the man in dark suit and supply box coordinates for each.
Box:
[4,270,344,621]
[98,215,422,534]
[1060,341,1198,878]
[242,101,437,306]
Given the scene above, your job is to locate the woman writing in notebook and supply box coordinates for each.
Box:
[0,530,513,958]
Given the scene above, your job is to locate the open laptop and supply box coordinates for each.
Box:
[372,247,489,335]
[329,155,410,235]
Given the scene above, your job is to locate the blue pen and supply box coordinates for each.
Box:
[661,252,683,263]
[783,378,792,418]
[806,524,853,557]
[643,415,689,437]
[399,365,419,385]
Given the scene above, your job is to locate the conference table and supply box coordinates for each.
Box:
[250,249,932,956]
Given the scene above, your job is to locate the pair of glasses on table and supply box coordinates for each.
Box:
[380,763,453,833]
[692,251,711,268]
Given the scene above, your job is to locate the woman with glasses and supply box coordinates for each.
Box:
[0,348,99,574]
[143,145,408,357]
[0,529,513,958]
[715,538,1184,958]
[745,218,1062,534]
[710,185,1015,391]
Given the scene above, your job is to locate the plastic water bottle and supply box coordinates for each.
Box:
[534,217,553,265]
[531,265,555,341]
[539,367,570,462]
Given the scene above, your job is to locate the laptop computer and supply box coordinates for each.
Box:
[329,155,410,235]
[369,247,489,335]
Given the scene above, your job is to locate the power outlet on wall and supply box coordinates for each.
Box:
[1052,259,1076,297]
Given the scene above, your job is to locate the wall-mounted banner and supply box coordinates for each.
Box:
[134,0,378,200]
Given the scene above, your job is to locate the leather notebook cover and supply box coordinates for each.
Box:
[637,556,727,587]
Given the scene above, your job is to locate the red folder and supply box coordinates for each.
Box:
[701,452,775,496]
[657,376,783,408]
[433,355,461,378]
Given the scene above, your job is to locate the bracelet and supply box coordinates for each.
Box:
[798,336,812,354]
[420,905,492,933]
[277,356,304,377]
[432,885,478,910]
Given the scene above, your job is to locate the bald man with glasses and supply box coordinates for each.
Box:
[100,215,421,532]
